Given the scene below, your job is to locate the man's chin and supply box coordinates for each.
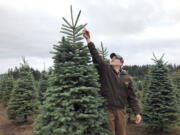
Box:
[110,64,122,67]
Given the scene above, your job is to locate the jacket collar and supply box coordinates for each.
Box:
[110,65,127,75]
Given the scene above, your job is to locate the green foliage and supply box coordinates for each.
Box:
[143,54,178,131]
[123,65,149,80]
[0,75,5,102]
[33,6,110,135]
[97,42,109,63]
[0,79,2,100]
[7,58,39,123]
[141,73,151,101]
[38,71,49,104]
[170,70,180,125]
[0,73,14,106]
[7,66,41,81]
[60,6,87,44]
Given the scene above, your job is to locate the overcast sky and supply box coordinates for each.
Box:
[0,0,180,73]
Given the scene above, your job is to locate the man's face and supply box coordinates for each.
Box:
[110,56,123,67]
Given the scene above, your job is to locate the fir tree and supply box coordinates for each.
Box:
[7,58,39,123]
[0,73,14,106]
[33,6,110,135]
[143,54,178,131]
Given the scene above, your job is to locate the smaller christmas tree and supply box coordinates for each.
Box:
[97,41,109,63]
[7,57,39,123]
[0,73,14,106]
[143,54,178,131]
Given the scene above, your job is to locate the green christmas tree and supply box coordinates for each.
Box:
[0,73,14,106]
[7,58,39,123]
[143,54,178,131]
[33,6,110,135]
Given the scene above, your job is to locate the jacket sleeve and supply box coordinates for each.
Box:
[127,78,141,115]
[87,42,106,66]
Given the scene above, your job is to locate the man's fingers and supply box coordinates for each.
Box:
[82,29,89,34]
[83,28,87,32]
[82,30,85,34]
[136,118,140,124]
[82,30,88,36]
[82,29,86,32]
[82,28,87,33]
[82,29,90,39]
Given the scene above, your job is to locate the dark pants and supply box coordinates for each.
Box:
[107,108,127,135]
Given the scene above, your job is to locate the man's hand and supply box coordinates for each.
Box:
[82,29,91,43]
[135,114,142,124]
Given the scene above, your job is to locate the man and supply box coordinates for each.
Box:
[82,29,142,135]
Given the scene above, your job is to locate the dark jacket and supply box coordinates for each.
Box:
[87,42,141,115]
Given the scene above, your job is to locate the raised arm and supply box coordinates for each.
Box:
[82,29,105,66]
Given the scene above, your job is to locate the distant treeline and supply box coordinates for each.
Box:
[0,64,179,81]
[0,66,53,81]
[123,64,180,80]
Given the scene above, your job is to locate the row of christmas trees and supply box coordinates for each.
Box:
[0,6,179,134]
[0,57,49,122]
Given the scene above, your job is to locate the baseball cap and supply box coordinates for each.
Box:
[110,53,124,63]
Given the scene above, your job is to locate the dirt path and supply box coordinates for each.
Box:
[0,103,11,135]
[0,103,179,135]
[0,104,33,135]
[127,123,180,135]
